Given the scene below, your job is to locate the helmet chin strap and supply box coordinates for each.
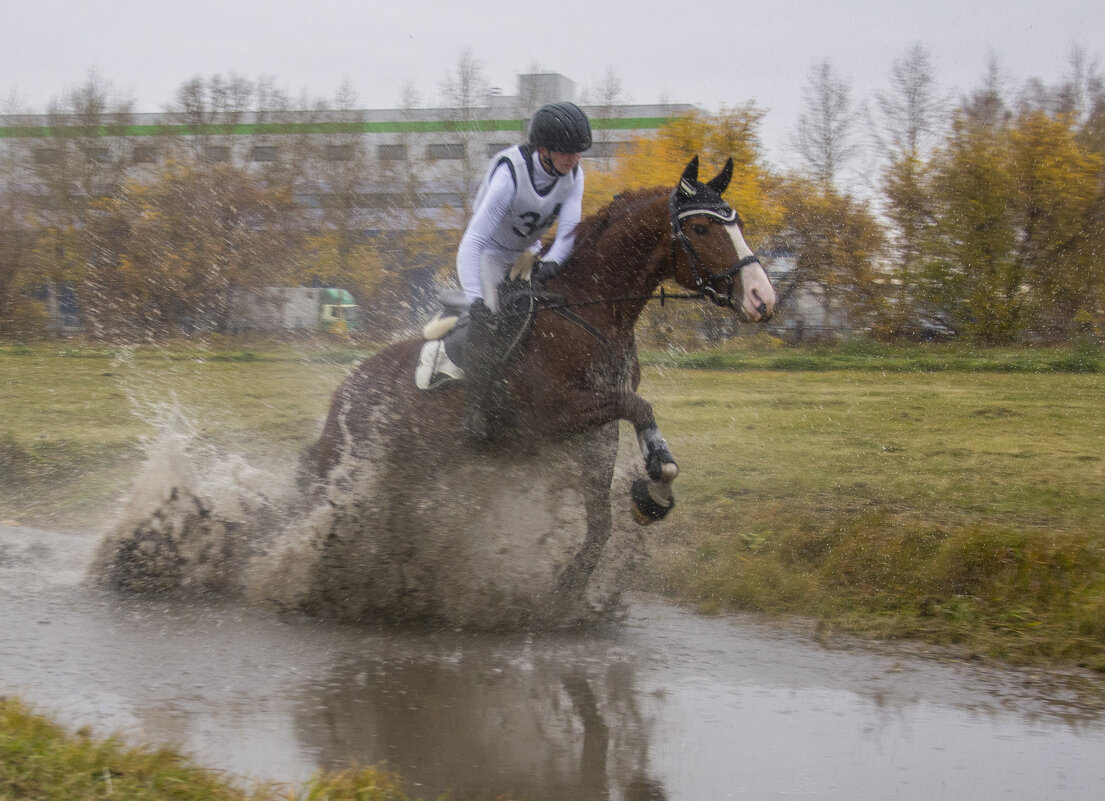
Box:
[538,148,565,177]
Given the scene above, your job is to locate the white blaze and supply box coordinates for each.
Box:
[725,223,776,321]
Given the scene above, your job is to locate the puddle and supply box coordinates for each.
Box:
[2,524,1104,800]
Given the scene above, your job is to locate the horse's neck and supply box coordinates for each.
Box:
[567,196,670,336]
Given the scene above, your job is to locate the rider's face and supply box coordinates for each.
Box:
[539,147,582,176]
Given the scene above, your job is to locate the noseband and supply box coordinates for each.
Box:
[668,188,762,310]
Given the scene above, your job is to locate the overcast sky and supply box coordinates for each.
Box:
[4,0,1103,168]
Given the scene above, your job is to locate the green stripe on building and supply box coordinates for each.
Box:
[0,116,677,139]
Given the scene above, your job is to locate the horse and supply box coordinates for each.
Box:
[301,156,776,626]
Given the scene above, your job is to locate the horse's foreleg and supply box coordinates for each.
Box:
[635,423,678,484]
[556,427,617,597]
[539,390,678,525]
[631,423,677,524]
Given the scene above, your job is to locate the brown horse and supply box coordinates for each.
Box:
[306,156,776,623]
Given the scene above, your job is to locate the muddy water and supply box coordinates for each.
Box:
[2,524,1104,801]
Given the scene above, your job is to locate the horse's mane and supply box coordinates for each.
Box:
[567,186,668,260]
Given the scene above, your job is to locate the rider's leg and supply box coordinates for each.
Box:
[463,297,506,440]
[463,254,514,440]
[479,253,509,313]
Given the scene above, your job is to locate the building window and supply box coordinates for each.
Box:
[583,141,629,159]
[426,143,465,160]
[33,148,60,165]
[347,192,463,209]
[354,193,390,209]
[324,144,353,161]
[251,145,278,162]
[487,142,513,157]
[377,144,407,161]
[203,145,230,163]
[131,145,157,164]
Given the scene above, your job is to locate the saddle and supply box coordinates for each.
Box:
[414,280,544,391]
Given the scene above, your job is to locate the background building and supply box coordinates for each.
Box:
[1,72,695,234]
[0,72,697,335]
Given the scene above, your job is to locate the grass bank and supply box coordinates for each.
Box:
[0,696,428,800]
[643,365,1105,671]
[2,340,1104,671]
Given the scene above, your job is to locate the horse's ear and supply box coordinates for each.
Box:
[678,156,700,197]
[707,157,734,195]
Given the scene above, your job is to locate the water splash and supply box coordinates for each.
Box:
[92,394,645,629]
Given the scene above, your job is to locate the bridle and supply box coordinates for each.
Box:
[668,187,763,311]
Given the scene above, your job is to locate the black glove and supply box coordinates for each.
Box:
[531,260,562,285]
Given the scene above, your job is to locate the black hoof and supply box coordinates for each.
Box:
[631,478,674,524]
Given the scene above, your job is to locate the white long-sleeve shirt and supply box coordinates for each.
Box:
[456,145,584,304]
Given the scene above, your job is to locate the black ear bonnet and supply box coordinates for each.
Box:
[669,156,738,224]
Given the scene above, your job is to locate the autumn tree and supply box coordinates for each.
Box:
[0,186,41,337]
[925,72,1020,343]
[251,77,327,190]
[21,73,134,302]
[165,73,255,166]
[600,106,779,230]
[924,61,1105,344]
[791,60,862,192]
[1079,64,1105,155]
[352,84,460,333]
[1008,111,1105,339]
[873,44,949,334]
[0,94,42,336]
[82,162,299,339]
[580,68,627,131]
[767,174,887,338]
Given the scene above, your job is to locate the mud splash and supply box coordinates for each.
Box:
[92,409,646,629]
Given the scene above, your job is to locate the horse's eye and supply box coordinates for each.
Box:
[691,224,709,236]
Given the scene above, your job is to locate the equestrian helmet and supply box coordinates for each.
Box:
[528,102,592,153]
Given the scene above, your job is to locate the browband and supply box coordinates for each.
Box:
[675,205,738,222]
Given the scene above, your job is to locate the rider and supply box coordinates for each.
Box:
[456,100,592,440]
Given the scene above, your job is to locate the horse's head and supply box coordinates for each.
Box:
[669,157,776,321]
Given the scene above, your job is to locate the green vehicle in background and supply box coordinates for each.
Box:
[317,288,361,334]
[232,286,361,335]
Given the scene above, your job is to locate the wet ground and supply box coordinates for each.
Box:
[2,523,1104,800]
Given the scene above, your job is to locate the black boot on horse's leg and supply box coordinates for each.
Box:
[463,298,507,441]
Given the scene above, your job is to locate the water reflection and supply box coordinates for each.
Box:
[293,634,665,801]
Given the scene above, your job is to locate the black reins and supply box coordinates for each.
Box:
[492,185,764,329]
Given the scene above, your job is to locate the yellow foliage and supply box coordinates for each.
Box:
[585,107,782,237]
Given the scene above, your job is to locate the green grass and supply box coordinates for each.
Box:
[0,696,429,801]
[640,337,1105,373]
[642,367,1105,670]
[3,340,1105,672]
[0,342,369,527]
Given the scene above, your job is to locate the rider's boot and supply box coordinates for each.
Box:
[463,298,506,441]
